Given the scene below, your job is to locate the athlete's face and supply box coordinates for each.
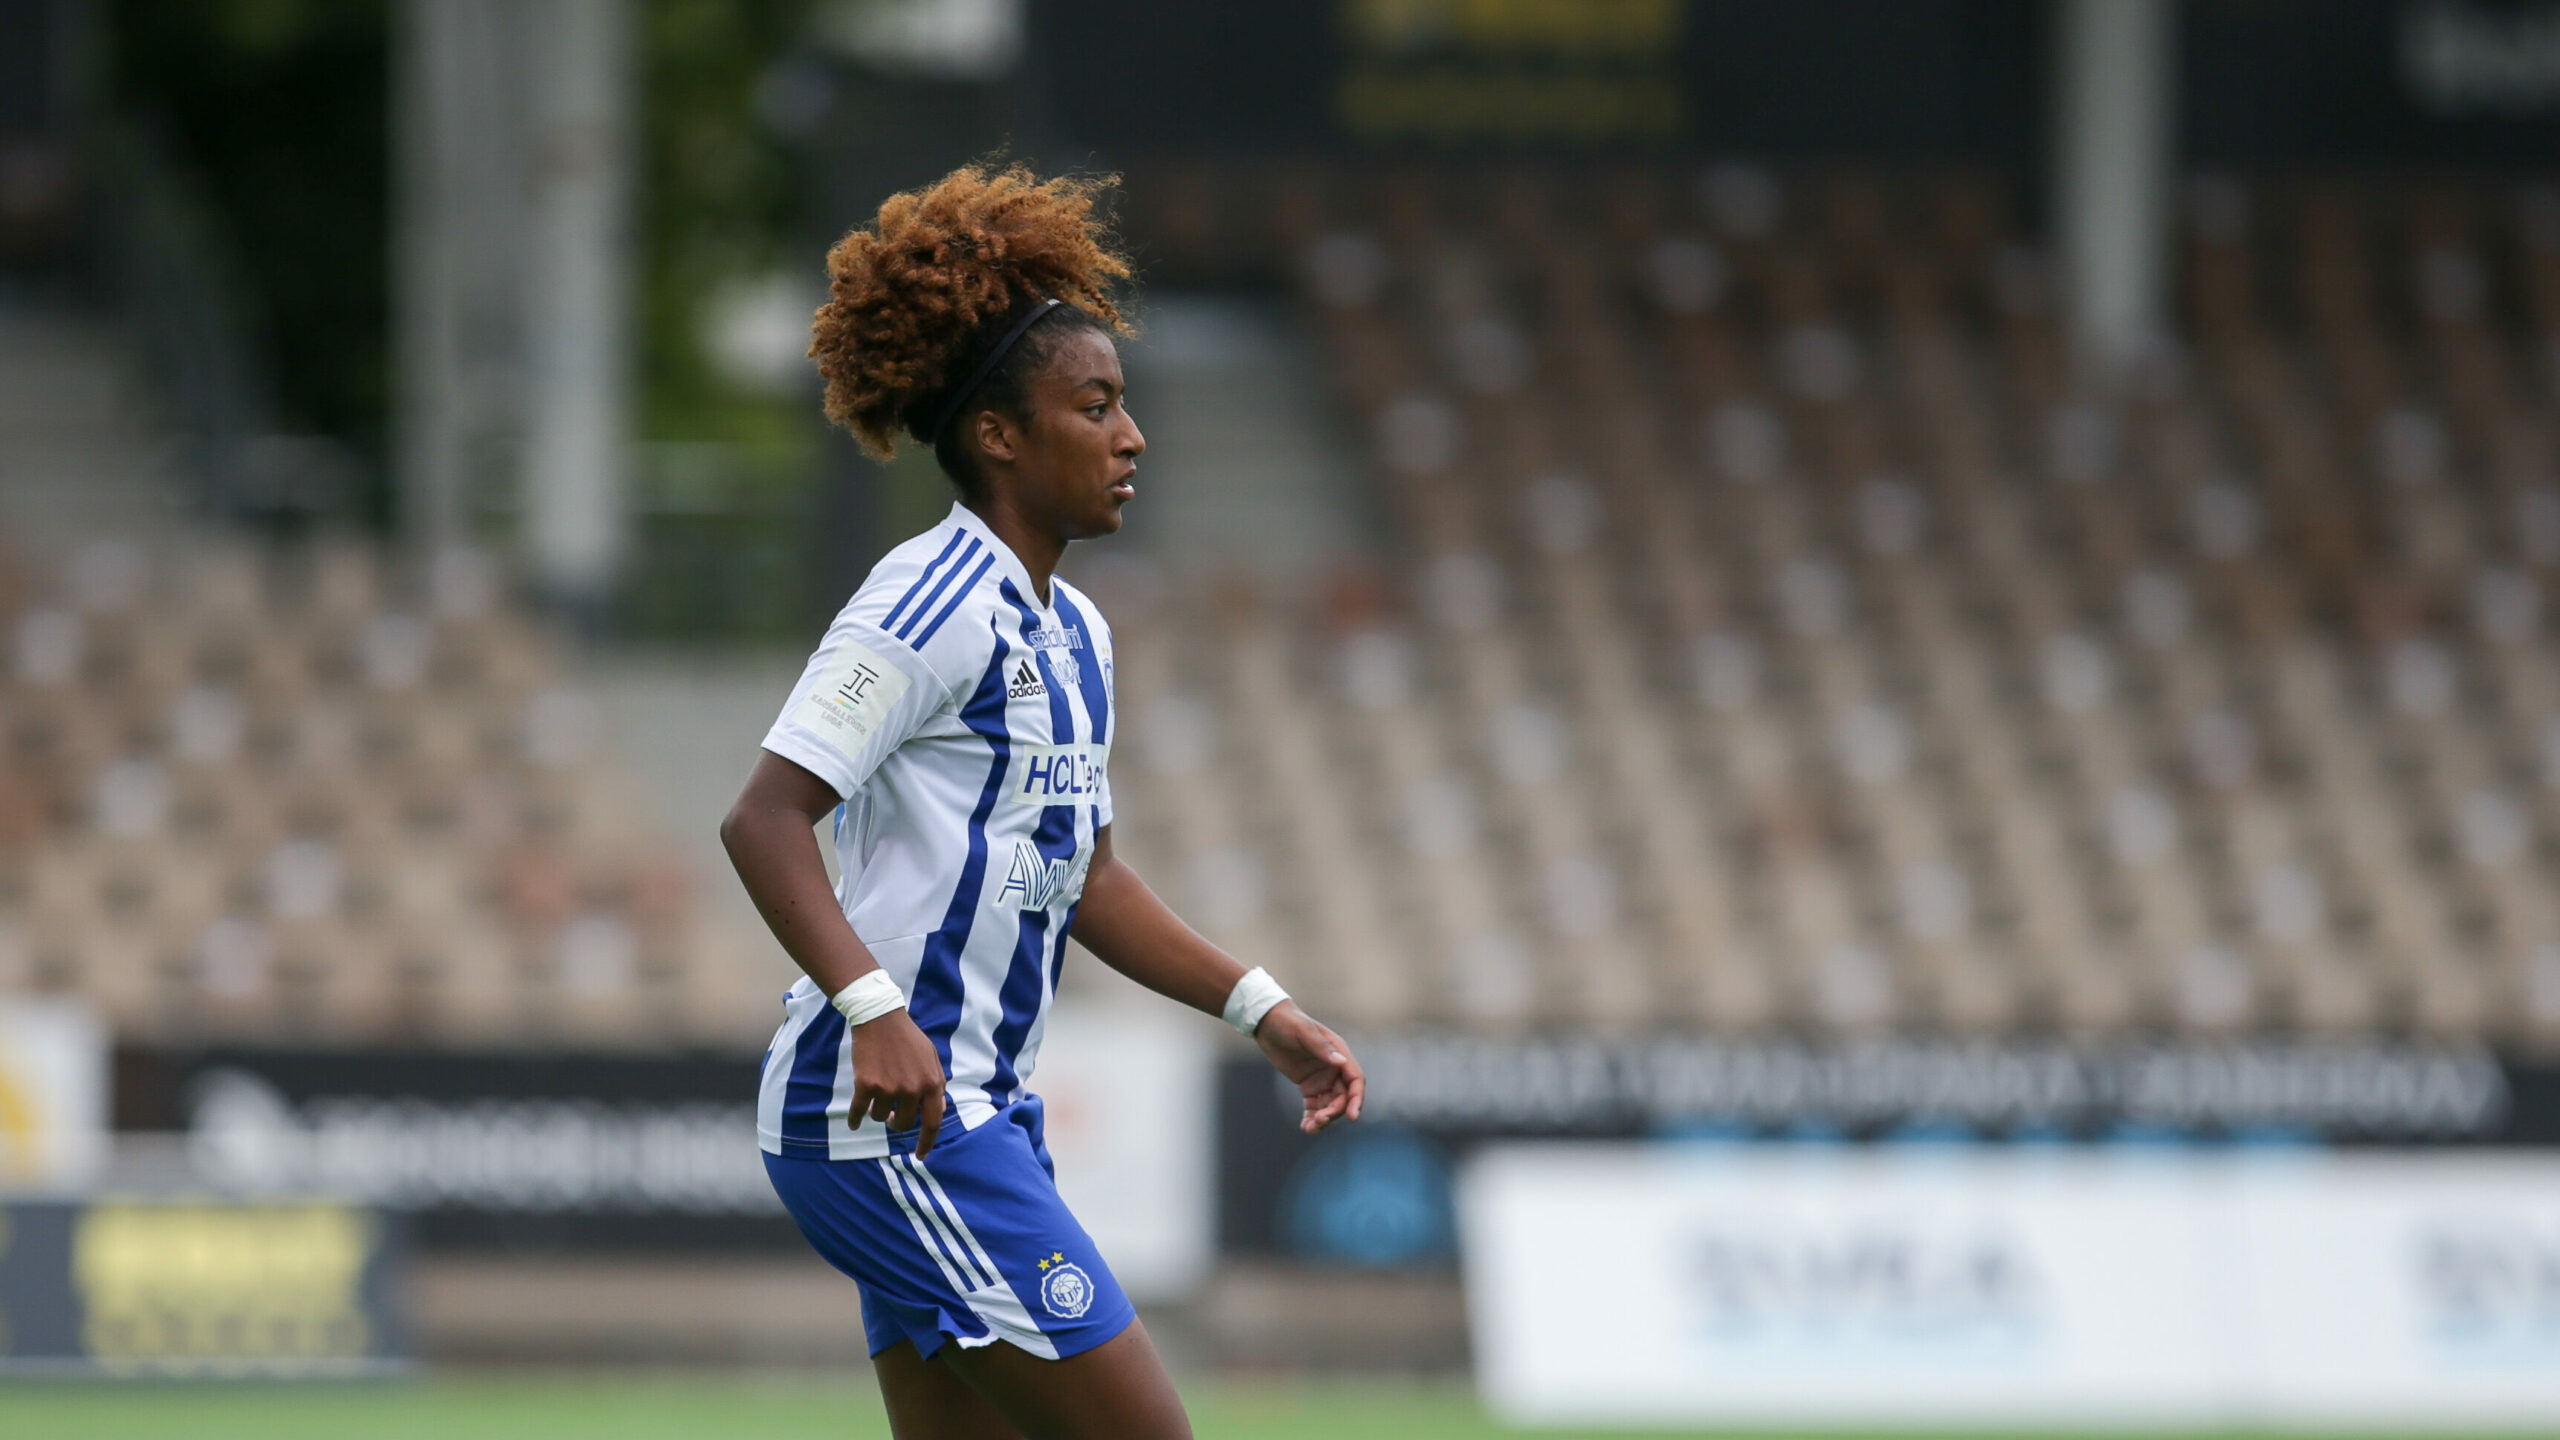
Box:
[1004,328,1144,541]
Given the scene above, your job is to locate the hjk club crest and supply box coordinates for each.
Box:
[1036,1250,1093,1319]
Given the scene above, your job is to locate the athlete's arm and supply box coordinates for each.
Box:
[1071,825,1364,1134]
[721,752,950,1156]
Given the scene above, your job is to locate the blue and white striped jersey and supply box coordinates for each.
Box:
[756,502,1117,1160]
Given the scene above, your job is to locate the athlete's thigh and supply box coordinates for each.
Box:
[874,1339,1027,1440]
[935,1318,1191,1440]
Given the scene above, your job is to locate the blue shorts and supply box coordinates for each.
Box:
[762,1094,1136,1361]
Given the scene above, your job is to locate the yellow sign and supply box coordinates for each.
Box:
[1337,0,1687,143]
[1340,68,1682,142]
[73,1204,374,1371]
[0,1058,42,1182]
[1343,0,1683,56]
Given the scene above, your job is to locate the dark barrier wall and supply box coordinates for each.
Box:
[2186,0,2560,166]
[1027,0,2043,161]
[120,1039,2560,1266]
[1023,0,2560,168]
[116,1047,800,1253]
[1219,1036,2560,1269]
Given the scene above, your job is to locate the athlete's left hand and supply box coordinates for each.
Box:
[1254,1001,1364,1134]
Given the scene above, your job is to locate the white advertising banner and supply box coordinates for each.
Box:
[2233,1160,2560,1426]
[0,998,107,1191]
[1462,1146,2560,1430]
[1025,1002,1215,1302]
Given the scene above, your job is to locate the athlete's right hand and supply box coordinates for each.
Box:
[849,1009,948,1158]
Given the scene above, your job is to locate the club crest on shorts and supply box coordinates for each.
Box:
[1036,1250,1093,1319]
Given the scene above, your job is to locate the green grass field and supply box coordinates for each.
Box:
[0,1375,2551,1440]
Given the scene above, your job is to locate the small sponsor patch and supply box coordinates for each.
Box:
[1004,743,1107,807]
[996,840,1090,909]
[792,640,912,760]
[1007,660,1047,700]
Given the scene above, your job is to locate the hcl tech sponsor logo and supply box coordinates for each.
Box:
[997,841,1089,910]
[2415,1222,2560,1353]
[1010,745,1106,806]
[1685,1217,2045,1345]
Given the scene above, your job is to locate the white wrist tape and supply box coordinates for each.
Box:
[830,970,906,1027]
[1221,967,1290,1037]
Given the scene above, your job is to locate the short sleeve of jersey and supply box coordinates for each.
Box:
[761,612,950,799]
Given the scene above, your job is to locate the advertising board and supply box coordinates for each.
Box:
[1021,1,2560,164]
[111,1002,1215,1296]
[1018,1004,1216,1301]
[0,1197,406,1376]
[1461,1147,2560,1430]
[2234,1160,2560,1425]
[119,1046,794,1252]
[1215,1033,2553,1269]
[0,998,106,1191]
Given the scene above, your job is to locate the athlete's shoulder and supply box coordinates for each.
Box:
[833,516,1008,689]
[845,519,977,632]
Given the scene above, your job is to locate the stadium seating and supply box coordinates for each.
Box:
[0,536,757,1045]
[1098,163,2560,1046]
[10,163,2560,1051]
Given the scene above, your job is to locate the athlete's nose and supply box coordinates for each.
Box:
[1118,411,1145,459]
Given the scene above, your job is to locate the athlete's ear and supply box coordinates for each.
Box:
[972,406,1023,465]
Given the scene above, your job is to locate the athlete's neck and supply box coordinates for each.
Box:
[963,496,1062,607]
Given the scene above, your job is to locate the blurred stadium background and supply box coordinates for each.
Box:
[5,0,2560,1434]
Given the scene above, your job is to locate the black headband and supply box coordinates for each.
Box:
[927,298,1064,449]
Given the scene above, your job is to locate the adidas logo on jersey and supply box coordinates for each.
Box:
[1007,660,1047,700]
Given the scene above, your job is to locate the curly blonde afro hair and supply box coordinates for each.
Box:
[810,163,1134,465]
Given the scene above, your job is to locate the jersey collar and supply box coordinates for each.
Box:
[945,501,1049,612]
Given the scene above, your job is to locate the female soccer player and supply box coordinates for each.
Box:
[720,163,1365,1440]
